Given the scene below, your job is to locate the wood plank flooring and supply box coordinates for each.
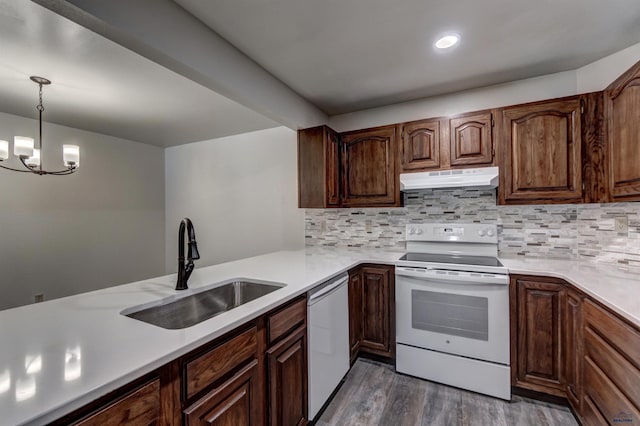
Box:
[316,359,578,426]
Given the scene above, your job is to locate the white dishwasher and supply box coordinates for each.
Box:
[307,274,349,421]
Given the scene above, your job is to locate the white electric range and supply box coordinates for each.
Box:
[395,223,511,400]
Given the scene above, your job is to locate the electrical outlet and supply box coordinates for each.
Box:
[320,219,326,233]
[615,216,628,234]
[365,220,373,233]
[34,294,44,303]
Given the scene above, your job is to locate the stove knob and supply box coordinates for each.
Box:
[415,228,423,235]
[408,228,415,235]
[487,229,495,237]
[478,229,486,237]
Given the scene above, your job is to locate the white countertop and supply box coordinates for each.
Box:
[1,248,639,426]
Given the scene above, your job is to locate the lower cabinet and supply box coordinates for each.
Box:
[564,289,583,412]
[511,274,640,426]
[582,299,640,426]
[511,276,566,397]
[348,270,363,363]
[184,360,261,426]
[73,378,161,426]
[266,326,308,426]
[348,264,395,362]
[51,296,309,426]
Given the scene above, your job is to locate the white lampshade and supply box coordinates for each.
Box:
[25,149,40,167]
[0,140,8,160]
[14,136,34,157]
[63,145,80,167]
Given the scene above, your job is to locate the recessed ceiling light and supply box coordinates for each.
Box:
[435,34,460,49]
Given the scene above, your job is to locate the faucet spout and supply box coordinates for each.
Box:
[176,218,199,290]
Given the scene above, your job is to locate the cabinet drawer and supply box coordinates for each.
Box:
[583,299,640,369]
[583,356,640,424]
[75,379,160,426]
[267,297,306,345]
[184,326,258,400]
[584,326,640,407]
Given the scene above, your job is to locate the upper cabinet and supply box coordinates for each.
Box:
[399,111,495,173]
[605,60,640,201]
[400,118,441,171]
[499,97,583,204]
[449,111,494,167]
[298,126,341,208]
[341,125,401,207]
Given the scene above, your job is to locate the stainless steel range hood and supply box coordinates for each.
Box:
[400,166,499,191]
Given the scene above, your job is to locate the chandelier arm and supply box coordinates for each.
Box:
[0,163,36,173]
[43,168,78,176]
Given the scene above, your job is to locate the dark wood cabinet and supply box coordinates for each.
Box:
[184,360,261,426]
[500,97,583,204]
[72,378,161,426]
[565,289,583,414]
[449,111,494,167]
[582,299,640,426]
[298,126,341,208]
[266,326,308,426]
[341,125,400,207]
[400,118,442,171]
[360,266,394,358]
[348,265,395,361]
[511,276,566,397]
[348,269,363,363]
[605,59,640,201]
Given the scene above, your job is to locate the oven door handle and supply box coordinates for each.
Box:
[396,267,509,285]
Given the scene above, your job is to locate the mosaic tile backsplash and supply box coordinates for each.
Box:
[304,189,640,267]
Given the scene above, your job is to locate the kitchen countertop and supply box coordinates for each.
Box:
[1,248,639,425]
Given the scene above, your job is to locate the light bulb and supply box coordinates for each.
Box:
[14,136,34,158]
[25,149,40,168]
[63,145,80,168]
[0,140,8,160]
[435,34,460,49]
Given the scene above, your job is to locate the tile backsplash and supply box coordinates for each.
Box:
[304,189,640,267]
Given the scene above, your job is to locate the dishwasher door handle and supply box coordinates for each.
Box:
[308,276,348,305]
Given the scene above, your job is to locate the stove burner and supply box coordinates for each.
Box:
[399,253,503,267]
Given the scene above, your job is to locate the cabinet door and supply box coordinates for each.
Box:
[184,360,261,426]
[501,98,582,204]
[449,111,493,166]
[341,126,398,207]
[605,60,640,201]
[360,266,394,359]
[267,326,308,426]
[348,269,363,363]
[325,128,341,206]
[513,277,566,396]
[565,289,583,414]
[400,118,441,171]
[298,126,341,208]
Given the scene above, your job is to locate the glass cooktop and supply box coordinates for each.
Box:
[399,253,503,267]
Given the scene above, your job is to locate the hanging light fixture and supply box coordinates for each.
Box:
[0,76,79,175]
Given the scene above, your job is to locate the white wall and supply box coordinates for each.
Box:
[0,112,165,310]
[329,41,640,132]
[164,126,304,273]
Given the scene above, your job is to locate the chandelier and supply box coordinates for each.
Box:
[0,76,79,175]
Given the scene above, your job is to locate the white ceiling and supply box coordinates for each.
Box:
[0,0,279,147]
[176,0,640,115]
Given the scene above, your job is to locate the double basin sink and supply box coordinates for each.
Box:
[122,279,285,329]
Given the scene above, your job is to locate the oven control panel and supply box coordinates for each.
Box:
[406,223,498,243]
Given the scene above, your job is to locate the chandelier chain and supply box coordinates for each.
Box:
[37,84,44,112]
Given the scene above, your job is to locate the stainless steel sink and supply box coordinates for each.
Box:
[124,280,285,329]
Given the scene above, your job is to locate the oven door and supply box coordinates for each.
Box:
[395,267,509,365]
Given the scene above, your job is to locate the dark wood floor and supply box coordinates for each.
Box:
[316,359,578,426]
